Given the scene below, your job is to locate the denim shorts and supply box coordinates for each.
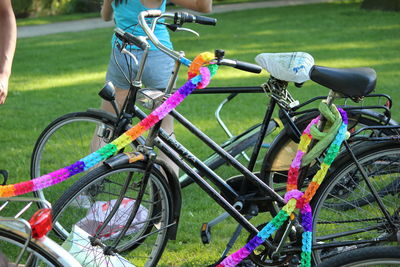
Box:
[106,48,175,90]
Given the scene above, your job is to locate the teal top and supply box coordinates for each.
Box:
[111,0,173,50]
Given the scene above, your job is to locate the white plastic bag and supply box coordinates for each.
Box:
[255,52,314,83]
[76,198,148,241]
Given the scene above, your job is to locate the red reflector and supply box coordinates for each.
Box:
[29,208,53,239]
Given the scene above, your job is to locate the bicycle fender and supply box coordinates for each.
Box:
[86,108,119,123]
[154,159,182,241]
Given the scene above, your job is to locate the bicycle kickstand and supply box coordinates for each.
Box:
[200,201,243,244]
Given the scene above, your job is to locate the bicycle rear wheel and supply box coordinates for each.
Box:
[0,226,64,267]
[261,111,398,215]
[52,163,173,267]
[311,141,400,263]
[30,111,137,234]
[317,246,400,267]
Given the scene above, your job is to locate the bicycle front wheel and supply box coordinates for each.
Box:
[52,163,173,267]
[317,246,400,267]
[311,141,400,263]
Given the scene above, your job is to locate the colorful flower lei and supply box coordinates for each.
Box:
[217,104,348,267]
[0,52,218,197]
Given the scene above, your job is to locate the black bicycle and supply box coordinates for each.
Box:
[30,11,397,210]
[47,10,399,267]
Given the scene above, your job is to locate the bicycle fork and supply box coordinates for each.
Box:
[89,150,157,255]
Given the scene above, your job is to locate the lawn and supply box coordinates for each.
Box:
[1,0,400,266]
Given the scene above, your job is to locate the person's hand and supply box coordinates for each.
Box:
[101,0,114,21]
[0,75,9,104]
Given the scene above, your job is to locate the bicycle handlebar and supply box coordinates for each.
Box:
[135,11,261,74]
[138,11,182,59]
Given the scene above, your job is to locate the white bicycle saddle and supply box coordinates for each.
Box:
[255,52,314,83]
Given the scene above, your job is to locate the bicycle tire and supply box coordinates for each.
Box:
[311,141,400,263]
[30,110,138,234]
[0,226,64,267]
[317,246,400,267]
[261,111,398,216]
[52,162,173,267]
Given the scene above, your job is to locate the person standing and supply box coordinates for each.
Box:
[99,0,212,175]
[0,0,16,105]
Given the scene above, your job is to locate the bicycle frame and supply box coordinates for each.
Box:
[129,85,323,233]
[137,91,399,252]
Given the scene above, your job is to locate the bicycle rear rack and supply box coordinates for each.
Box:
[0,197,51,265]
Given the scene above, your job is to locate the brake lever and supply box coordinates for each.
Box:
[165,23,199,37]
[177,27,200,37]
[116,42,139,65]
[121,47,139,65]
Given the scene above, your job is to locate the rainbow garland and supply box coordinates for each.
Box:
[0,52,217,198]
[217,105,348,267]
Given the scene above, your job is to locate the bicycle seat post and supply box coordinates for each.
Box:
[298,90,339,187]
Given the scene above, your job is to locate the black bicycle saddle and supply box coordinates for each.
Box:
[310,65,377,98]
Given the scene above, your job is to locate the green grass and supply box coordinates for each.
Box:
[1,1,400,266]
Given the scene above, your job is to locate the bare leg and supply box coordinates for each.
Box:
[91,87,128,152]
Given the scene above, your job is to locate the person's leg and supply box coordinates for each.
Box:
[77,48,137,207]
[0,252,9,267]
[91,47,136,151]
[90,87,129,151]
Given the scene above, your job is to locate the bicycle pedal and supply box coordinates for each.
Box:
[200,223,211,244]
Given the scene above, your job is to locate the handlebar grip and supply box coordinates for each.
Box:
[194,15,217,26]
[115,28,148,50]
[145,10,162,18]
[174,12,216,26]
[234,60,262,74]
